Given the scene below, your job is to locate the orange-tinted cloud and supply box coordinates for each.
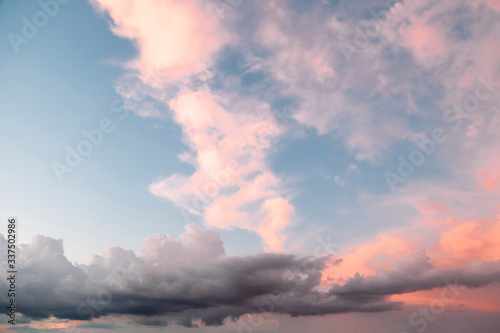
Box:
[321,213,500,310]
[430,219,500,267]
[322,234,415,285]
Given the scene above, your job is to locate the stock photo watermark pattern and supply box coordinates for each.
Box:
[177,105,292,224]
[340,0,403,63]
[2,0,500,332]
[5,218,17,326]
[51,67,163,182]
[7,0,71,54]
[385,73,500,191]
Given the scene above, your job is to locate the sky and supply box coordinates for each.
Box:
[0,0,499,332]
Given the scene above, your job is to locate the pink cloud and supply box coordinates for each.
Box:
[459,39,500,87]
[477,171,500,192]
[321,214,500,310]
[149,89,293,251]
[252,1,412,162]
[322,147,500,305]
[390,285,500,312]
[305,52,335,82]
[478,0,500,10]
[322,235,415,286]
[257,197,293,252]
[475,143,500,193]
[418,201,450,215]
[403,18,447,66]
[384,0,500,96]
[388,216,500,311]
[92,0,225,82]
[92,0,295,251]
[431,219,500,267]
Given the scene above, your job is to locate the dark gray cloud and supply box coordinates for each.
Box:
[332,251,500,298]
[0,228,499,328]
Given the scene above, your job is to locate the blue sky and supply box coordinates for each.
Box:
[1,0,199,262]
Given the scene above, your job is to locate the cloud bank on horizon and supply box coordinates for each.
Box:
[1,224,500,330]
[1,0,500,331]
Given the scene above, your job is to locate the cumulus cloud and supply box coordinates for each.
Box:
[91,0,295,251]
[91,0,226,82]
[2,228,500,328]
[0,228,371,326]
[147,89,293,251]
